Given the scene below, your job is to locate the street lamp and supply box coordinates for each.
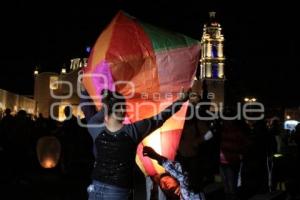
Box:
[61,68,66,74]
[34,66,39,76]
[244,97,257,103]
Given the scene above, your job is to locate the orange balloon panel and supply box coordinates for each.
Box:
[136,103,188,176]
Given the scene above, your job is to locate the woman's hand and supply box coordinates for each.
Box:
[143,146,160,160]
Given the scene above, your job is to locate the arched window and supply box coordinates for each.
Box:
[212,45,218,58]
[212,63,219,78]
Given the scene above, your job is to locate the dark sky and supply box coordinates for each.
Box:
[1,0,299,107]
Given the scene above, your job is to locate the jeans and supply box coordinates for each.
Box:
[87,180,130,200]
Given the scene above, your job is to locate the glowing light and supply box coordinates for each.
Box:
[86,46,91,53]
[218,63,224,78]
[207,43,212,58]
[143,130,162,154]
[34,70,39,75]
[273,154,283,158]
[206,63,212,78]
[41,158,56,168]
[58,104,68,122]
[244,97,257,102]
[61,68,66,74]
[218,43,223,58]
[286,115,291,120]
[284,120,299,131]
[49,76,59,90]
[37,136,61,169]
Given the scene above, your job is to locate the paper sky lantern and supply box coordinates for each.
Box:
[37,136,61,169]
[82,11,200,176]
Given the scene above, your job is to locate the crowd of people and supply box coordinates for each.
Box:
[0,107,94,192]
[1,88,300,200]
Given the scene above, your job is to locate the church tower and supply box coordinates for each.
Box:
[199,12,225,110]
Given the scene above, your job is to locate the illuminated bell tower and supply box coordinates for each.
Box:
[200,12,225,109]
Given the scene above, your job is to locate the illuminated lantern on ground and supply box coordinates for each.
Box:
[37,136,61,169]
[83,11,200,176]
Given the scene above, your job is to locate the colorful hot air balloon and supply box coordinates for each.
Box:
[82,11,200,176]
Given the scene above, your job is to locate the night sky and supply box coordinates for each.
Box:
[1,0,299,107]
